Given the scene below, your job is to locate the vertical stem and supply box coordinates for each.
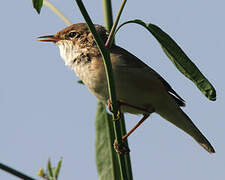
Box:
[102,0,133,180]
[105,0,127,47]
[102,0,113,31]
[120,114,133,180]
[74,0,127,179]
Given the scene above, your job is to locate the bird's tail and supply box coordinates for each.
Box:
[156,99,215,153]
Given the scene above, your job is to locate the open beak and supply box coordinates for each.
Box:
[38,35,61,43]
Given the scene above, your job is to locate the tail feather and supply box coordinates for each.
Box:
[156,99,215,153]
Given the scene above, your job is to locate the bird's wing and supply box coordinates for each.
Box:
[146,67,185,106]
[110,46,185,106]
[110,46,216,154]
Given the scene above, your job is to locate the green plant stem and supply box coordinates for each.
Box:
[102,0,133,179]
[102,0,113,32]
[74,0,117,115]
[0,163,36,180]
[105,0,127,47]
[74,0,127,179]
[43,0,72,25]
[119,115,133,180]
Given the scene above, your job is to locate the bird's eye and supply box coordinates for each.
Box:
[68,32,76,39]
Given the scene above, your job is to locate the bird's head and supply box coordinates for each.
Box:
[38,23,108,66]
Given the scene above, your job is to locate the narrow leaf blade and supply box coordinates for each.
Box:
[95,102,121,180]
[117,19,216,101]
[54,159,62,179]
[47,159,53,178]
[32,0,43,14]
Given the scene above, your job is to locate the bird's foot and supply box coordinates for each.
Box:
[114,140,130,155]
[107,99,121,121]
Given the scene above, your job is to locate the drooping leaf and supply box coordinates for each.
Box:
[95,102,121,180]
[116,19,216,101]
[32,0,43,14]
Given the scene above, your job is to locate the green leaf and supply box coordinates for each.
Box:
[116,19,216,101]
[32,0,43,14]
[47,159,53,178]
[95,102,121,180]
[54,159,62,179]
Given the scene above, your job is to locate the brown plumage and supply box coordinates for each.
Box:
[39,23,215,153]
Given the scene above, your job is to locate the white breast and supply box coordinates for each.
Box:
[56,40,82,66]
[56,40,109,103]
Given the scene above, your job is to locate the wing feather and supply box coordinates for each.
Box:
[110,45,185,107]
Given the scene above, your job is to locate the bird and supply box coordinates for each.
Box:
[38,23,215,153]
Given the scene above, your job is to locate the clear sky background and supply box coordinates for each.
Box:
[0,0,224,179]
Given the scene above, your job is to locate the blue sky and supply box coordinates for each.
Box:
[0,0,224,179]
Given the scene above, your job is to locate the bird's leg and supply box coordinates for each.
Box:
[108,100,154,154]
[117,102,154,140]
[113,114,150,155]
[108,99,155,139]
[122,114,150,140]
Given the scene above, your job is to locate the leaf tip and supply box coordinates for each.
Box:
[208,91,217,101]
[204,87,216,101]
[32,0,43,14]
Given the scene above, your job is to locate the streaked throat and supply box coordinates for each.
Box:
[56,40,85,67]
